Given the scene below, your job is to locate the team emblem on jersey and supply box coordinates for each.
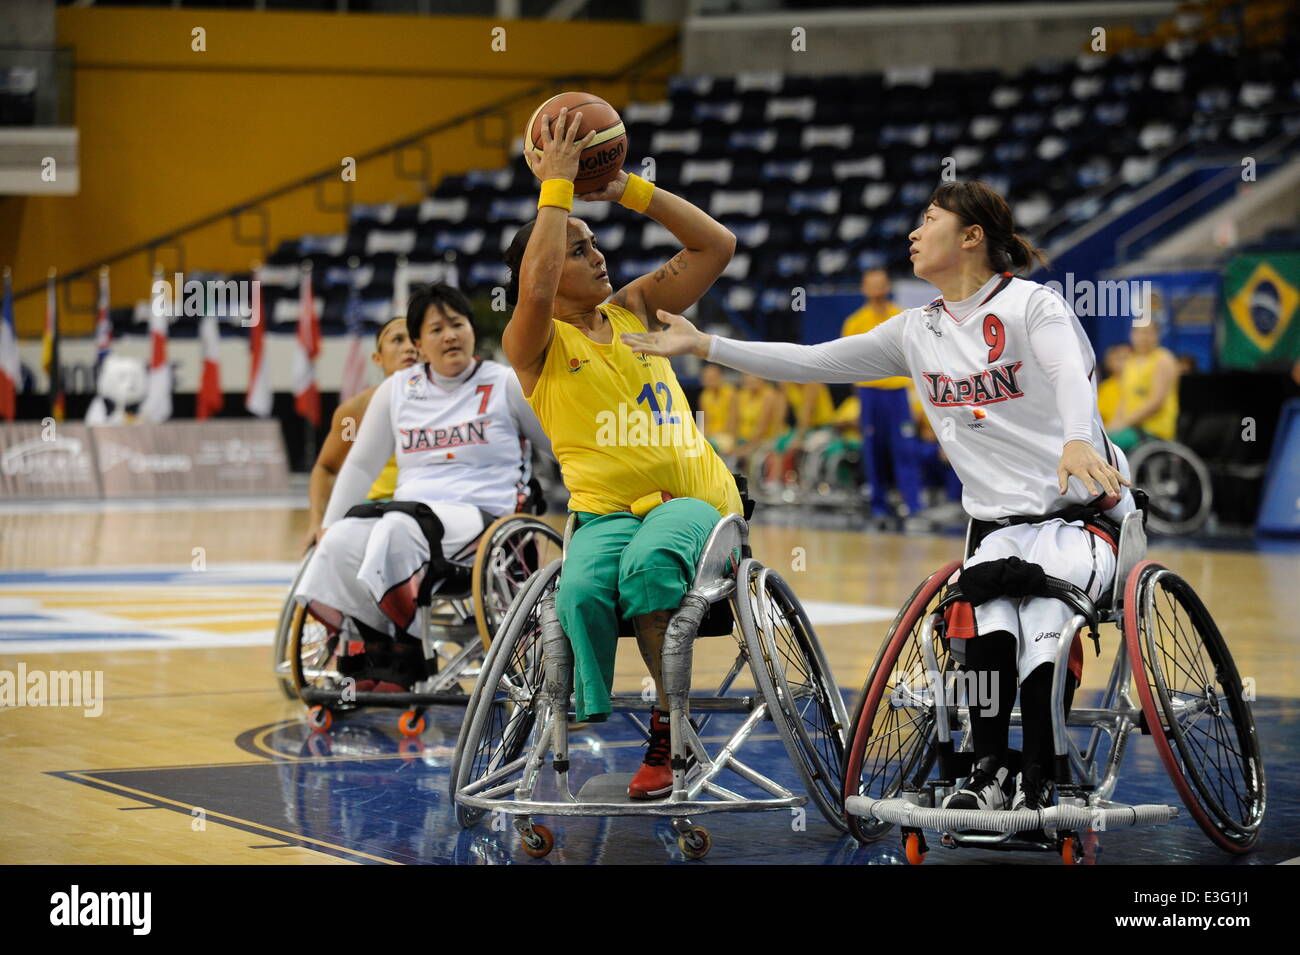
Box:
[567,358,591,374]
[635,352,652,365]
[920,361,1024,408]
[403,372,427,400]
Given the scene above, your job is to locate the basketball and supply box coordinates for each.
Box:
[525,91,627,195]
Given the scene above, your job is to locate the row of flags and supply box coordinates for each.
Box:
[0,265,365,425]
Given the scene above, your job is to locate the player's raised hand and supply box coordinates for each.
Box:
[576,169,628,204]
[620,309,712,359]
[1057,439,1130,498]
[530,107,599,183]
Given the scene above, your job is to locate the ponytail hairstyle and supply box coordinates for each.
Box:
[928,181,1050,274]
[502,220,537,308]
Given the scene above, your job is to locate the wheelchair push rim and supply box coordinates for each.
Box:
[452,561,556,829]
[1124,560,1265,853]
[471,514,564,651]
[842,561,961,844]
[288,601,343,701]
[736,558,850,831]
[273,546,317,700]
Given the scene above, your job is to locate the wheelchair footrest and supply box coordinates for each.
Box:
[301,687,469,708]
[575,773,642,804]
[846,796,1178,832]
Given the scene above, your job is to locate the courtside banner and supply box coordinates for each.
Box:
[1218,251,1300,370]
[0,422,101,499]
[94,420,290,497]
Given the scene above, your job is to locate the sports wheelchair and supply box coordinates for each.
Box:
[841,496,1265,864]
[450,479,850,860]
[273,482,563,738]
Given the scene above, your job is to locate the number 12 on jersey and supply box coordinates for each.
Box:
[636,382,681,425]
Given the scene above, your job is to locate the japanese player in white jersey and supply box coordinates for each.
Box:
[296,283,552,692]
[622,180,1133,813]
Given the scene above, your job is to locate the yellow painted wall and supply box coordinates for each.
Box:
[2,8,676,334]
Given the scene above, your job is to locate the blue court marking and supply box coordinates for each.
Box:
[53,692,1299,866]
[0,614,50,621]
[0,568,295,586]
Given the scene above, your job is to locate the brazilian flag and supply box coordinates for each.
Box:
[1219,251,1300,370]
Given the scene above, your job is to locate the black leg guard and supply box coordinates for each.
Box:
[1019,662,1078,778]
[964,630,1017,764]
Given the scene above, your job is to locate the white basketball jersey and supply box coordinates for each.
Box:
[897,275,1124,520]
[388,359,532,517]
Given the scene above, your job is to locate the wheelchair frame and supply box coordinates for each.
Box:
[843,508,1265,863]
[452,510,849,860]
[279,511,563,737]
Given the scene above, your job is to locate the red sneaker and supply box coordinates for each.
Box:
[628,711,676,800]
[353,679,378,693]
[373,680,410,694]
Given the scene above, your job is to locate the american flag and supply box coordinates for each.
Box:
[339,282,368,403]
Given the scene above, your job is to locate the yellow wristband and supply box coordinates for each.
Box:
[537,178,574,212]
[618,173,655,214]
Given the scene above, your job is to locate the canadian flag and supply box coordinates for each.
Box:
[244,271,272,418]
[196,311,223,419]
[139,270,172,423]
[292,264,321,426]
[0,268,18,422]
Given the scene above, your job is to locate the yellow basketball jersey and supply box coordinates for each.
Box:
[1119,348,1178,440]
[841,301,910,390]
[367,455,398,501]
[698,383,736,439]
[525,302,742,517]
[1096,377,1121,427]
[736,383,783,442]
[781,382,836,429]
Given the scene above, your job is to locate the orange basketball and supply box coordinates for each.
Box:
[525,91,627,195]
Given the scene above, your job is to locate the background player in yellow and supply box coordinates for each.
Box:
[1107,321,1179,450]
[303,317,418,550]
[841,268,923,521]
[697,362,737,454]
[502,106,741,799]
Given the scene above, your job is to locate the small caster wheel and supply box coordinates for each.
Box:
[398,710,426,737]
[520,824,554,859]
[307,706,333,732]
[904,831,927,865]
[677,826,712,860]
[1061,834,1084,865]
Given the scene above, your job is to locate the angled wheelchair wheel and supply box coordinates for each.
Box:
[452,560,558,829]
[288,602,343,703]
[737,558,850,830]
[1128,440,1212,536]
[273,547,316,700]
[472,514,564,651]
[842,561,962,843]
[1124,561,1265,853]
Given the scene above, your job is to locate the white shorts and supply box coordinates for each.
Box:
[956,519,1116,684]
[295,501,488,636]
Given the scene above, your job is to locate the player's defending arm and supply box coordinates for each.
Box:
[305,394,364,550]
[503,108,598,395]
[321,377,397,532]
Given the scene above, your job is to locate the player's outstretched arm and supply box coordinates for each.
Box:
[320,377,397,531]
[623,308,909,385]
[503,107,597,392]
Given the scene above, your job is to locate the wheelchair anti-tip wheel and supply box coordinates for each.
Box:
[736,558,850,831]
[842,561,962,844]
[1124,561,1265,853]
[452,561,557,829]
[520,823,554,859]
[677,825,712,860]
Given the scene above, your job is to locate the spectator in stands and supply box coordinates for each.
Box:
[841,269,923,522]
[303,317,418,551]
[1096,343,1131,428]
[733,373,787,466]
[1107,322,1179,451]
[775,382,837,481]
[697,362,738,455]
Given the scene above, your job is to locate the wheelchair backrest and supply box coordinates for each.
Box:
[1110,509,1148,615]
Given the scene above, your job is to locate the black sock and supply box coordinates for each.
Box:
[1019,662,1078,776]
[964,630,1017,765]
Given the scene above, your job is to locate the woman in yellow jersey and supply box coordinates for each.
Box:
[1107,323,1179,451]
[1096,343,1131,428]
[303,316,419,550]
[697,362,738,455]
[733,373,787,460]
[503,106,740,800]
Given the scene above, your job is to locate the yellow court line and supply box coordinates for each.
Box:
[62,771,398,865]
[81,609,279,621]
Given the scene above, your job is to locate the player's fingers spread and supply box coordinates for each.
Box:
[539,114,552,144]
[1057,464,1069,494]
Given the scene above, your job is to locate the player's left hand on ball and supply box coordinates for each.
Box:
[1057,439,1130,498]
[576,170,628,204]
[620,309,711,359]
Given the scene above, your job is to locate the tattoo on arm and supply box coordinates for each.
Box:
[653,251,689,283]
